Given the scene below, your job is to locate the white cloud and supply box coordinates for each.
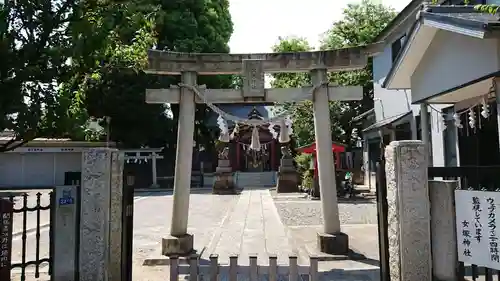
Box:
[228,0,411,53]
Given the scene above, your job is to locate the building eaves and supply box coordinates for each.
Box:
[362,111,411,133]
[382,5,500,89]
[373,0,451,44]
[374,0,422,42]
[421,5,500,33]
[352,108,375,122]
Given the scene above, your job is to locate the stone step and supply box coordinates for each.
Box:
[235,172,277,188]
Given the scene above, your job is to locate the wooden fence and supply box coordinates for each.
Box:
[170,254,318,281]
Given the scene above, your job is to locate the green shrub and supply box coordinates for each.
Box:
[294,153,314,189]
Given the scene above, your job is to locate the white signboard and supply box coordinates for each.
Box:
[455,190,500,269]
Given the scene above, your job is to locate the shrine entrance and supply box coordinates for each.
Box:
[230,107,278,172]
[144,47,378,258]
[243,150,267,172]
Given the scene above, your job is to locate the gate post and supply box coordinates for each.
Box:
[429,180,458,281]
[384,140,431,281]
[53,185,79,281]
[79,148,124,281]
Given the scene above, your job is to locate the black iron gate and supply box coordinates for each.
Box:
[0,188,55,281]
[376,161,390,281]
[121,183,135,281]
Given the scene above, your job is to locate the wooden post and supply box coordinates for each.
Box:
[271,141,276,170]
[169,256,179,281]
[0,199,13,281]
[235,142,240,171]
[288,256,298,281]
[209,254,218,281]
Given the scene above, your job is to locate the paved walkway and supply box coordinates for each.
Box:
[201,188,295,264]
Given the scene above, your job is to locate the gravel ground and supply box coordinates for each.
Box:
[274,201,377,226]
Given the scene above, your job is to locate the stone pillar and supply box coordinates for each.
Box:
[310,69,348,255]
[79,148,124,281]
[151,152,159,188]
[276,145,299,193]
[164,71,196,255]
[213,144,236,194]
[429,180,458,281]
[53,185,78,281]
[385,140,432,281]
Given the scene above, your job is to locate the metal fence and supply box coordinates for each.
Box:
[0,189,54,281]
[429,166,500,281]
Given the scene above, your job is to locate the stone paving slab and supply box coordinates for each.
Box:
[202,189,295,265]
[287,224,379,269]
[133,190,239,280]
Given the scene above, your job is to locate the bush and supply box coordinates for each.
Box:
[294,153,313,190]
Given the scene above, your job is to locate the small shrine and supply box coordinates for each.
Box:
[213,105,298,194]
[228,107,280,172]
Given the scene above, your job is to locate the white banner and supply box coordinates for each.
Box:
[455,190,500,269]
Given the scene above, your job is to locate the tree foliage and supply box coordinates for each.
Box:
[0,0,234,153]
[272,0,396,147]
[0,0,79,151]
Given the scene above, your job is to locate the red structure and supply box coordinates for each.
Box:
[296,142,347,176]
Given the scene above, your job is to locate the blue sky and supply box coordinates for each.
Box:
[228,0,411,53]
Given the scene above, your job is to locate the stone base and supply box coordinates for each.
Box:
[212,173,236,194]
[317,232,349,255]
[161,234,194,256]
[276,172,299,193]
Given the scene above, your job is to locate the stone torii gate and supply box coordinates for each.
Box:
[145,47,378,256]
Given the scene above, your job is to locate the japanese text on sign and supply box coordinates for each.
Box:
[0,199,13,281]
[456,190,500,269]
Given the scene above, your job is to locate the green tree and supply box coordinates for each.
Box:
[272,0,395,147]
[0,0,81,151]
[64,0,234,155]
[321,0,395,146]
[271,37,344,147]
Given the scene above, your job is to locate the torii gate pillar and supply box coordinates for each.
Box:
[311,69,347,254]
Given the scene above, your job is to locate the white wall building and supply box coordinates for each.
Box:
[0,138,112,188]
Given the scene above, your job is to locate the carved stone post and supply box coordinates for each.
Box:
[385,140,432,281]
[213,144,236,194]
[276,144,299,193]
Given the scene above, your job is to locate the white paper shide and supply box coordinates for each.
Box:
[455,190,500,269]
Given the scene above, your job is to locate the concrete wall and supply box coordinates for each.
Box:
[0,151,82,187]
[411,30,500,103]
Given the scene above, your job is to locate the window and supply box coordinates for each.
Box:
[391,34,406,62]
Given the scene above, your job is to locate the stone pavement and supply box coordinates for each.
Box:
[132,187,382,281]
[9,187,382,281]
[201,188,295,265]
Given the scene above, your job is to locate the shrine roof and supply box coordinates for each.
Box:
[146,44,383,75]
[296,142,347,154]
[206,105,274,127]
